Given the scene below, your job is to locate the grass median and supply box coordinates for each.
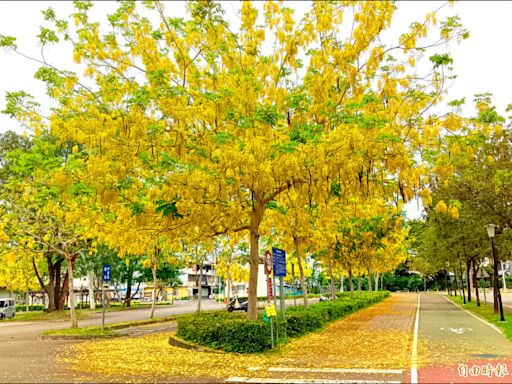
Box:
[6,301,176,322]
[42,316,178,337]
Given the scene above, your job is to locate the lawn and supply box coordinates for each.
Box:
[445,294,512,342]
[42,315,177,337]
[5,302,174,322]
[6,309,94,322]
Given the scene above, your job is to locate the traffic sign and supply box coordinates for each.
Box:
[272,247,286,277]
[265,250,272,274]
[265,303,276,317]
[103,264,111,282]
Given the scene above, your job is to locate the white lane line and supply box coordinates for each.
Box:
[442,295,503,334]
[267,367,404,374]
[410,295,420,384]
[226,379,400,384]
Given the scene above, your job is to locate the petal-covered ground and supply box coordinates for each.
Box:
[61,293,417,382]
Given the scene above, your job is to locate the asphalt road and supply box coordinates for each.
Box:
[0,300,222,383]
[468,289,512,309]
[0,298,316,383]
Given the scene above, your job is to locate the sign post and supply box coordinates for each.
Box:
[272,248,286,322]
[102,264,111,331]
[264,251,274,348]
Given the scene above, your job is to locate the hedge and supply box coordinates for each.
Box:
[15,304,46,312]
[176,291,389,353]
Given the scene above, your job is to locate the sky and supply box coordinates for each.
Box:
[0,1,511,219]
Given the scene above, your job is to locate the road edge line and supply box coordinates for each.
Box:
[410,294,420,384]
[441,295,503,335]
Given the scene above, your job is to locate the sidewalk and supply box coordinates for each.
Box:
[65,293,417,383]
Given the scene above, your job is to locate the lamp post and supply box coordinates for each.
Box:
[485,224,505,321]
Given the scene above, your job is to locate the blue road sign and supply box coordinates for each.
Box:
[103,264,111,282]
[272,247,286,277]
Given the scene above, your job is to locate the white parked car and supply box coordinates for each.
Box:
[0,298,15,319]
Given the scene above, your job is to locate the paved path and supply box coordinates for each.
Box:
[417,294,512,383]
[0,300,223,383]
[225,293,512,384]
[0,298,316,383]
[5,293,512,383]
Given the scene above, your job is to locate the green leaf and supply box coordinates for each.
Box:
[429,53,453,68]
[155,201,183,219]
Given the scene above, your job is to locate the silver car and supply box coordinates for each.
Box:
[0,298,15,319]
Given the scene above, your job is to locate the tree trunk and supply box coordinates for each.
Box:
[123,259,134,307]
[197,258,203,313]
[57,269,69,311]
[326,249,336,301]
[226,269,232,308]
[47,282,55,312]
[294,236,309,308]
[375,273,379,292]
[247,201,265,320]
[149,264,157,319]
[67,257,78,328]
[367,270,372,293]
[340,274,344,293]
[491,242,499,314]
[466,259,472,303]
[348,267,354,299]
[25,285,30,312]
[453,269,458,296]
[87,270,96,310]
[472,260,480,307]
[227,278,231,306]
[459,263,466,304]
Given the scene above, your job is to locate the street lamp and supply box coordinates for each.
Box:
[485,224,505,321]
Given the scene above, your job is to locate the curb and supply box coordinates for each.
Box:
[107,316,177,330]
[40,316,177,340]
[39,333,123,340]
[168,333,225,354]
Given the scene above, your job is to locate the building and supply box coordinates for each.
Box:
[178,262,217,299]
[221,264,269,299]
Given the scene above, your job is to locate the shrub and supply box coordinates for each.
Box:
[15,304,45,312]
[176,291,389,353]
[177,311,272,353]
